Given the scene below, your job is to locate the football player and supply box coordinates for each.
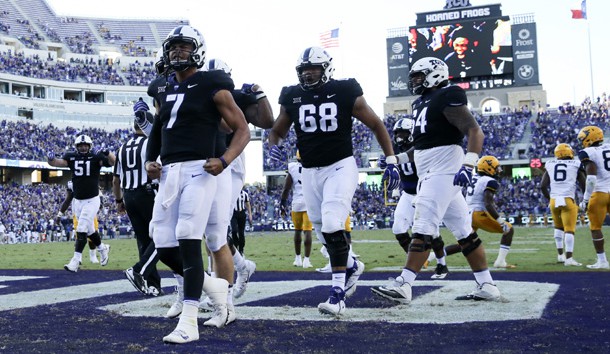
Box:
[48,135,114,272]
[281,150,314,268]
[58,181,100,264]
[370,57,501,304]
[541,143,586,266]
[144,25,250,344]
[464,155,515,268]
[577,126,610,269]
[268,46,399,316]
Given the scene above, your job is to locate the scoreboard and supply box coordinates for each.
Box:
[387,2,540,97]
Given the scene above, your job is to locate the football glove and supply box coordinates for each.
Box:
[382,164,401,191]
[269,145,285,162]
[453,165,473,187]
[94,149,110,156]
[378,155,387,169]
[280,199,288,216]
[133,98,150,112]
[241,83,256,95]
[579,199,589,212]
[496,217,510,233]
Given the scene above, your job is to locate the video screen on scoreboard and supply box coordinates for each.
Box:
[408,18,513,79]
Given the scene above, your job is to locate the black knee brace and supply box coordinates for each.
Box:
[395,232,411,253]
[88,232,101,247]
[74,232,88,253]
[458,232,482,257]
[431,236,445,254]
[323,231,349,267]
[409,233,432,252]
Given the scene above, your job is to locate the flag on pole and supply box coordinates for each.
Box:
[319,28,340,48]
[571,0,587,19]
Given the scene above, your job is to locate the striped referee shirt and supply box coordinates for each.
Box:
[235,190,250,212]
[114,134,151,190]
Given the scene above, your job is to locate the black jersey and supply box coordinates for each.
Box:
[224,90,257,150]
[146,70,234,165]
[395,143,418,194]
[411,85,467,150]
[147,76,167,107]
[62,151,110,200]
[278,78,363,168]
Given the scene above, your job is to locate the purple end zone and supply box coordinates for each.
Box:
[0,270,609,353]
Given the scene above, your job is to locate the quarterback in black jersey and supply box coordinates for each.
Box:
[371,57,501,305]
[144,25,250,344]
[268,46,399,316]
[48,134,114,273]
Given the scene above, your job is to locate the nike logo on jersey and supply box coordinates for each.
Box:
[327,94,336,98]
[335,166,344,171]
[191,173,203,178]
[187,84,198,89]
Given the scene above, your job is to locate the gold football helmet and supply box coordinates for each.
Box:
[554,143,574,159]
[476,155,502,177]
[578,126,604,148]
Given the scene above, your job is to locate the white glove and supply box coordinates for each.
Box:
[579,200,589,211]
[497,217,510,233]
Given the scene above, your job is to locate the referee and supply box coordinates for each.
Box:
[113,116,161,296]
[231,188,253,255]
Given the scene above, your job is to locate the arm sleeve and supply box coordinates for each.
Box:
[146,116,162,162]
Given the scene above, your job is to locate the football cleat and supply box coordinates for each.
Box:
[226,303,236,325]
[302,258,313,268]
[99,244,110,266]
[370,276,412,304]
[203,304,229,328]
[234,260,255,298]
[564,258,582,267]
[166,285,184,319]
[199,296,214,312]
[345,259,365,297]
[318,286,346,316]
[455,282,501,301]
[557,254,565,263]
[315,262,332,273]
[163,317,199,344]
[493,261,517,269]
[293,255,302,267]
[64,256,80,273]
[586,260,610,269]
[147,286,163,297]
[124,267,148,295]
[430,264,449,279]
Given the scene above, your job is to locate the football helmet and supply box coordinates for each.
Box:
[408,57,449,95]
[296,46,334,90]
[74,134,93,154]
[476,155,502,177]
[577,126,604,148]
[154,48,166,75]
[554,143,574,159]
[162,25,206,71]
[392,118,414,150]
[204,58,232,76]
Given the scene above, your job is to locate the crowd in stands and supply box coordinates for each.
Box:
[0,51,124,85]
[0,119,129,161]
[528,95,610,158]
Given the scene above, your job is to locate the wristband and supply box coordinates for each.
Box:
[385,155,398,165]
[464,152,479,167]
[255,92,266,100]
[219,156,228,169]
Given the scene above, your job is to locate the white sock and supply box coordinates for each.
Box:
[233,251,246,270]
[554,229,564,249]
[496,246,510,263]
[400,268,417,284]
[331,272,346,290]
[73,252,82,262]
[473,269,494,285]
[564,233,575,253]
[437,256,446,266]
[598,252,608,263]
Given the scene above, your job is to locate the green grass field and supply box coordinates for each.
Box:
[0,226,606,272]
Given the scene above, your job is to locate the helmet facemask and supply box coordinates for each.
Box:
[297,65,325,90]
[76,143,91,155]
